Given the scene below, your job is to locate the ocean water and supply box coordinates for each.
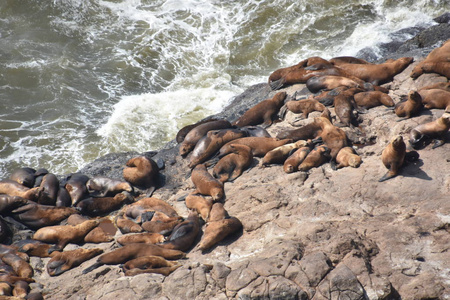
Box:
[0,0,448,178]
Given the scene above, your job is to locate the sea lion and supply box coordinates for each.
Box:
[115,215,143,234]
[379,135,406,182]
[276,121,322,141]
[306,75,361,93]
[12,280,29,298]
[232,92,287,128]
[409,113,450,149]
[179,119,231,157]
[82,243,185,274]
[208,202,228,222]
[1,253,33,278]
[394,91,423,120]
[33,168,49,188]
[282,97,326,119]
[116,233,165,245]
[239,126,271,138]
[0,180,41,202]
[0,217,11,244]
[298,145,331,172]
[124,197,179,221]
[191,164,224,201]
[141,218,182,235]
[76,191,134,216]
[337,57,414,85]
[335,147,362,169]
[56,187,72,207]
[411,40,450,79]
[0,282,11,296]
[333,87,363,127]
[84,227,115,244]
[185,194,213,221]
[158,211,200,252]
[10,202,78,229]
[212,144,253,182]
[9,168,36,188]
[313,86,347,106]
[122,256,181,276]
[418,61,450,79]
[283,146,312,173]
[419,81,450,92]
[123,156,159,189]
[314,117,349,161]
[86,176,133,197]
[64,173,89,206]
[176,118,220,144]
[354,91,394,109]
[330,56,372,65]
[261,140,311,166]
[32,219,99,253]
[14,240,53,258]
[418,89,450,111]
[197,216,242,252]
[219,137,293,157]
[188,128,247,169]
[46,248,103,276]
[38,173,59,206]
[0,195,28,214]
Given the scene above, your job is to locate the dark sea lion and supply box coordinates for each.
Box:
[12,280,29,298]
[282,97,326,119]
[116,233,165,245]
[76,191,133,216]
[283,146,311,173]
[261,140,310,166]
[409,113,450,149]
[56,187,72,207]
[198,216,242,252]
[86,176,133,197]
[0,180,41,202]
[64,173,89,206]
[276,122,322,141]
[418,89,450,110]
[0,217,11,244]
[240,126,271,138]
[123,156,159,189]
[185,194,213,221]
[9,168,36,188]
[1,253,33,278]
[122,256,180,277]
[32,219,99,253]
[354,91,394,109]
[219,137,293,157]
[179,119,231,157]
[213,144,253,182]
[191,164,224,201]
[0,245,27,261]
[313,86,347,106]
[0,195,28,214]
[124,197,179,221]
[10,202,78,229]
[333,87,363,127]
[314,117,349,161]
[335,147,362,169]
[82,243,185,274]
[411,40,450,79]
[232,92,287,128]
[15,239,53,258]
[37,173,59,206]
[46,248,103,276]
[176,118,220,144]
[306,75,361,93]
[298,145,331,172]
[379,135,406,182]
[158,210,200,252]
[394,91,423,120]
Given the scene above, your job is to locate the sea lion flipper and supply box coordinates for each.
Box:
[269,78,285,90]
[431,139,445,149]
[82,262,102,274]
[379,171,395,182]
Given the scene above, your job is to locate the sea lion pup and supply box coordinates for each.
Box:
[306,75,361,93]
[283,146,312,173]
[179,119,231,157]
[0,180,41,201]
[333,87,363,127]
[281,97,326,119]
[335,147,362,169]
[219,137,293,157]
[394,91,423,120]
[0,195,28,214]
[268,56,330,89]
[329,56,372,65]
[86,176,133,197]
[337,56,414,85]
[64,173,89,206]
[76,191,134,216]
[314,116,349,162]
[10,202,78,229]
[185,194,213,221]
[46,248,103,276]
[82,243,185,274]
[411,39,450,79]
[261,140,311,166]
[232,91,287,128]
[418,88,450,111]
[188,128,247,169]
[12,280,29,298]
[158,211,200,252]
[32,219,99,254]
[197,216,242,252]
[212,144,253,182]
[176,118,221,144]
[354,91,394,109]
[123,156,159,190]
[1,253,33,278]
[409,113,450,149]
[379,135,406,182]
[9,167,36,188]
[191,164,224,201]
[115,214,143,234]
[117,233,165,246]
[37,173,59,206]
[124,197,179,221]
[298,145,331,172]
[122,256,181,276]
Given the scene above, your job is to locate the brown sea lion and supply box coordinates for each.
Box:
[333,87,363,127]
[337,57,414,85]
[298,145,331,172]
[239,126,271,138]
[84,227,115,244]
[232,92,287,128]
[122,256,180,276]
[12,280,28,298]
[411,40,450,79]
[141,218,182,235]
[208,202,228,222]
[76,191,134,216]
[418,89,450,111]
[306,75,361,93]
[65,214,114,243]
[10,203,78,229]
[0,180,41,202]
[188,128,247,169]
[179,119,231,157]
[123,156,159,189]
[191,164,224,201]
[82,243,185,274]
[115,214,143,234]
[219,137,293,157]
[46,248,103,276]
[1,253,33,278]
[124,197,179,221]
[38,173,59,206]
[419,81,450,92]
[0,282,11,296]
[185,194,213,221]
[117,233,165,245]
[354,91,394,108]
[261,140,310,166]
[276,121,322,141]
[176,118,220,144]
[419,61,450,79]
[158,211,200,252]
[379,135,406,182]
[313,86,347,106]
[198,216,242,252]
[0,195,27,214]
[14,239,53,258]
[283,146,312,173]
[314,117,349,161]
[32,219,99,253]
[283,97,326,119]
[409,113,450,149]
[394,91,423,120]
[213,144,253,182]
[330,56,372,65]
[64,173,89,206]
[335,147,362,169]
[86,176,133,197]
[9,168,36,188]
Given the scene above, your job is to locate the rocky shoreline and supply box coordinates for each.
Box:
[3,14,450,300]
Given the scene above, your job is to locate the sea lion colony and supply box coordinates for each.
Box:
[0,40,449,298]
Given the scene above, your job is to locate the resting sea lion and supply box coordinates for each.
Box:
[122,256,180,276]
[419,82,450,92]
[394,91,423,120]
[411,40,450,79]
[213,144,253,182]
[333,87,363,127]
[10,203,78,229]
[86,176,133,197]
[335,147,362,169]
[219,137,293,157]
[306,75,361,93]
[409,113,450,149]
[116,233,165,245]
[123,156,159,189]
[13,280,29,298]
[124,197,179,221]
[314,117,348,161]
[0,195,28,214]
[418,89,450,111]
[56,187,72,207]
[76,192,133,216]
[282,97,326,119]
[261,140,311,166]
[176,118,220,144]
[354,91,394,109]
[158,211,200,252]
[47,248,103,276]
[198,216,242,252]
[208,203,228,222]
[330,56,372,65]
[64,173,89,206]
[185,194,213,221]
[276,121,322,141]
[115,214,143,234]
[9,167,36,188]
[0,180,41,202]
[283,147,312,173]
[298,145,331,172]
[1,253,33,278]
[14,240,52,258]
[240,126,271,138]
[38,173,59,206]
[191,164,224,201]
[379,135,406,182]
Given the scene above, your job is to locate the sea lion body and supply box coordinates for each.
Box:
[185,194,213,221]
[354,91,394,108]
[213,144,253,182]
[333,87,362,127]
[411,40,450,79]
[0,195,28,214]
[64,173,89,206]
[158,211,200,252]
[116,215,143,234]
[12,280,29,298]
[314,117,348,160]
[219,137,293,157]
[418,89,450,110]
[239,126,271,138]
[47,248,103,276]
[86,176,133,197]
[176,118,220,144]
[14,239,53,258]
[10,203,78,229]
[76,192,133,216]
[394,91,423,119]
[335,147,362,169]
[330,56,372,65]
[379,136,406,182]
[117,233,165,245]
[208,203,228,222]
[56,187,72,207]
[409,114,450,149]
[1,253,33,278]
[0,180,41,202]
[306,75,360,93]
[261,140,310,166]
[298,145,331,172]
[122,256,180,276]
[123,156,159,188]
[198,216,242,252]
[276,122,322,141]
[9,168,36,188]
[283,147,312,173]
[141,219,182,235]
[284,98,326,119]
[124,197,179,221]
[191,164,224,201]
[38,173,59,205]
